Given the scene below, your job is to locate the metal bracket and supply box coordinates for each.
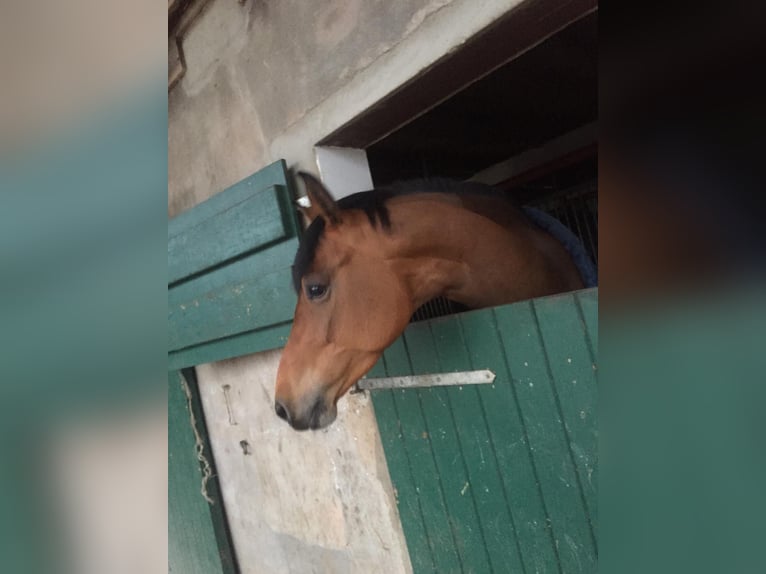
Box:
[353,369,495,392]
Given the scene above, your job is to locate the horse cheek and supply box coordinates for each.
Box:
[343,281,409,351]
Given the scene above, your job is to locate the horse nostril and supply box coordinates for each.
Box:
[275,400,290,422]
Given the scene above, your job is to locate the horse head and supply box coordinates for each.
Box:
[274,174,413,430]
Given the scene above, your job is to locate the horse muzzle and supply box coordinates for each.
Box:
[274,396,337,431]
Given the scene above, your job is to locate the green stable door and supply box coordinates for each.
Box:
[369,288,598,574]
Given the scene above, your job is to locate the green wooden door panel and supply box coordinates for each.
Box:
[169,371,229,574]
[405,322,492,574]
[168,184,292,284]
[458,309,561,573]
[430,318,524,574]
[167,160,300,366]
[577,288,599,352]
[384,337,458,573]
[170,235,298,302]
[371,288,598,574]
[366,359,439,574]
[168,160,297,257]
[169,263,296,351]
[533,294,598,535]
[168,322,292,371]
[494,299,597,573]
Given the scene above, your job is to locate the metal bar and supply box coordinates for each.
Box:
[580,200,598,263]
[570,201,586,246]
[355,369,496,391]
[572,197,596,263]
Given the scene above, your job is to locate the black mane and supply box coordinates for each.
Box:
[291,178,508,293]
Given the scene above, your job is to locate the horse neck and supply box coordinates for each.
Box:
[383,195,535,308]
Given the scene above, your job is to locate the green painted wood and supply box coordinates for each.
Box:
[170,237,298,303]
[370,353,437,574]
[372,288,598,574]
[374,394,437,574]
[403,322,490,573]
[168,322,292,371]
[576,288,599,355]
[169,184,290,284]
[169,265,295,351]
[168,238,297,353]
[169,370,235,574]
[430,317,524,574]
[495,297,597,573]
[534,293,598,538]
[385,337,457,573]
[167,160,301,365]
[461,309,562,573]
[169,160,295,250]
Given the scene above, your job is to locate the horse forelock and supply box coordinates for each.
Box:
[291,191,392,293]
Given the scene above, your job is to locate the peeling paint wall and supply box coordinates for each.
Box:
[168,1,522,572]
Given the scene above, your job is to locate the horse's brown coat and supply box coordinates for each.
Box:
[275,175,582,430]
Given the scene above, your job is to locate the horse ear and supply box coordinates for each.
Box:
[296,172,341,225]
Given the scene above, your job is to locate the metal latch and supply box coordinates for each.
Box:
[353,369,495,392]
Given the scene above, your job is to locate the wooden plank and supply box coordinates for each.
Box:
[384,337,458,573]
[430,316,524,574]
[495,300,597,573]
[370,352,437,574]
[403,321,490,573]
[168,239,298,356]
[534,293,598,537]
[366,359,436,574]
[168,322,292,371]
[168,371,229,574]
[169,184,291,284]
[170,237,298,303]
[461,308,562,573]
[167,159,302,364]
[168,265,296,351]
[576,288,598,356]
[169,160,292,239]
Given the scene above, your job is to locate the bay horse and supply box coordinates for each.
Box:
[274,173,589,430]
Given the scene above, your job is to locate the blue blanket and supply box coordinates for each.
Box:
[522,207,598,288]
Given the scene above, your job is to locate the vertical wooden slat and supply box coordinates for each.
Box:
[385,337,460,573]
[168,185,290,284]
[369,359,436,574]
[533,294,598,537]
[430,318,524,574]
[495,300,597,573]
[404,322,489,573]
[461,309,563,573]
[576,289,599,354]
[168,371,229,574]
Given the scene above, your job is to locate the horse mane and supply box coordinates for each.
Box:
[291,178,510,292]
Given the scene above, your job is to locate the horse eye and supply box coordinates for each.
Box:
[305,283,328,300]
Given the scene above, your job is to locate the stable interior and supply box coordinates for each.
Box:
[364,12,598,321]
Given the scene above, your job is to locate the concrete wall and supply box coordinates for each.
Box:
[168,1,523,572]
[169,0,455,216]
[168,0,522,216]
[196,353,409,574]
